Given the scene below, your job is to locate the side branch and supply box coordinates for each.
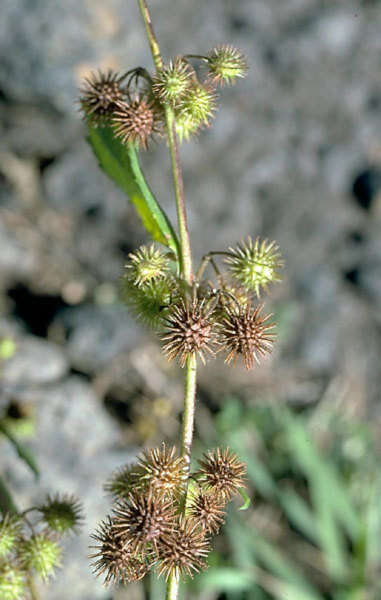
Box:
[165,109,193,283]
[137,0,163,70]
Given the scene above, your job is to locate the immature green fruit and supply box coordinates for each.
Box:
[0,515,21,558]
[0,562,26,600]
[121,277,177,330]
[225,237,283,297]
[38,494,83,535]
[19,535,62,581]
[125,245,171,287]
[174,109,201,142]
[179,82,217,128]
[152,58,191,106]
[206,45,248,86]
[104,464,141,499]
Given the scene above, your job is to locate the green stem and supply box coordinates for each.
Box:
[0,476,18,515]
[196,252,225,283]
[184,54,207,61]
[165,108,192,282]
[181,354,197,492]
[165,574,180,600]
[27,574,40,600]
[137,0,192,284]
[137,0,163,70]
[137,3,197,600]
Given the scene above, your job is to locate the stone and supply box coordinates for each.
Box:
[2,376,137,600]
[54,304,141,374]
[1,336,68,386]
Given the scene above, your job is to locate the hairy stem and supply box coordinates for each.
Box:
[137,2,197,598]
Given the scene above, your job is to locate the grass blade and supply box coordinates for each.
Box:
[0,422,39,479]
[0,476,18,514]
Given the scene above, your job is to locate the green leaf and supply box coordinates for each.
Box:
[0,476,18,515]
[228,517,324,600]
[231,517,319,595]
[0,422,39,479]
[87,126,180,258]
[225,430,278,499]
[364,478,381,567]
[279,408,359,580]
[0,338,16,360]
[279,487,317,542]
[238,487,251,511]
[216,397,244,434]
[197,568,255,592]
[270,579,324,600]
[227,516,256,571]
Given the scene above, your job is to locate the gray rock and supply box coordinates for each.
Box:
[0,0,149,113]
[2,104,81,157]
[55,304,141,374]
[1,0,381,595]
[42,141,143,282]
[1,335,68,386]
[0,220,37,284]
[2,376,137,600]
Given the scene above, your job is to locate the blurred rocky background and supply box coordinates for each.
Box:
[0,0,381,599]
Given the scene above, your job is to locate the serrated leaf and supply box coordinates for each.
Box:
[0,422,39,479]
[87,126,180,257]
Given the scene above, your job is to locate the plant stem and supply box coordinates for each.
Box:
[165,108,193,283]
[137,2,197,599]
[137,0,163,70]
[165,573,180,600]
[181,354,197,487]
[27,574,40,600]
[137,0,193,284]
